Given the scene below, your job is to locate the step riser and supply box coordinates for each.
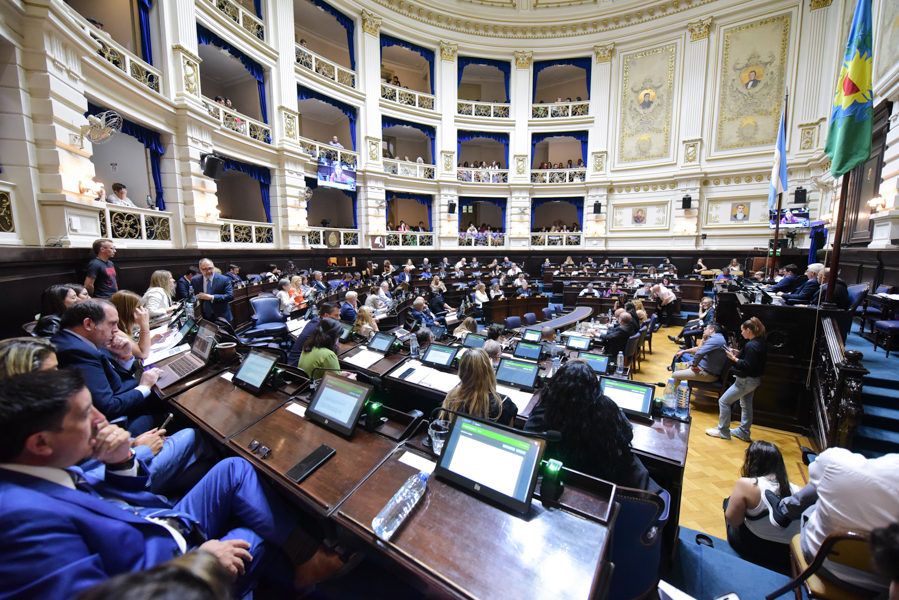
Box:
[853,437,899,455]
[861,415,899,430]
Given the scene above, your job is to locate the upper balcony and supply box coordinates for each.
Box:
[295,44,356,91]
[203,0,265,42]
[530,168,587,185]
[380,83,435,112]
[383,159,435,180]
[531,100,590,121]
[456,167,509,184]
[202,96,272,145]
[456,100,510,120]
[294,135,359,170]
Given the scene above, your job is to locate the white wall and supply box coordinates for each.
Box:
[216,170,267,222]
[67,0,137,53]
[459,72,506,102]
[461,202,503,229]
[307,187,355,228]
[534,67,589,103]
[533,202,578,230]
[90,133,152,205]
[533,139,582,167]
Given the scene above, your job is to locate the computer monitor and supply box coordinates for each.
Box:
[233,348,280,394]
[566,336,591,351]
[513,341,542,361]
[599,376,655,422]
[421,344,458,369]
[463,333,487,349]
[305,372,373,436]
[429,324,446,340]
[578,352,610,374]
[434,417,545,514]
[522,329,542,342]
[368,332,395,353]
[495,358,540,391]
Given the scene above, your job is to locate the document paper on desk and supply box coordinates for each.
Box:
[421,370,461,393]
[344,349,384,369]
[397,361,432,385]
[150,328,183,352]
[287,319,307,333]
[496,384,535,411]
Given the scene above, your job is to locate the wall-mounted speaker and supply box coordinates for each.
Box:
[593,202,602,215]
[701,233,707,240]
[682,195,692,209]
[447,201,456,214]
[201,154,224,179]
[794,187,807,204]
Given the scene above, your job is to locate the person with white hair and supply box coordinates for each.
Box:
[340,290,358,322]
[579,283,600,297]
[779,263,824,305]
[378,281,392,306]
[275,279,296,314]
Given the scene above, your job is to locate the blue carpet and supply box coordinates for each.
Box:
[845,331,899,387]
[666,528,808,600]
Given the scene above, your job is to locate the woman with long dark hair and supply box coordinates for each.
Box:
[525,359,659,491]
[724,441,799,571]
[441,348,516,426]
[708,317,767,441]
[297,317,343,379]
[35,285,79,336]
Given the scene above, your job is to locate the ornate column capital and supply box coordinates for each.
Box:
[687,16,713,41]
[810,0,833,9]
[439,41,457,62]
[594,43,614,64]
[514,51,532,69]
[361,10,382,36]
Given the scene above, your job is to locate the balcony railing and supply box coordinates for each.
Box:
[532,101,590,119]
[383,159,435,180]
[380,83,435,111]
[97,205,172,242]
[456,101,510,119]
[530,169,587,184]
[295,45,356,89]
[385,231,434,247]
[296,136,358,169]
[202,97,271,144]
[307,227,360,248]
[220,220,274,244]
[459,232,506,247]
[530,232,583,246]
[205,0,265,40]
[456,168,509,184]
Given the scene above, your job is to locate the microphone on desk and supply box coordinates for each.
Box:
[309,367,381,390]
[427,407,561,442]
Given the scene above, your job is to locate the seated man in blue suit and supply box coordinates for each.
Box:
[340,291,358,322]
[516,281,531,297]
[224,263,243,286]
[766,264,801,293]
[190,259,234,322]
[175,266,199,301]
[395,266,413,286]
[779,263,823,305]
[311,271,328,294]
[0,370,352,600]
[52,301,164,435]
[410,296,446,327]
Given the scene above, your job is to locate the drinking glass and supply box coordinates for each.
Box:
[428,419,451,456]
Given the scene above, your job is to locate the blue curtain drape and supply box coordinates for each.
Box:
[297,85,357,150]
[387,191,433,229]
[458,197,506,230]
[809,224,827,263]
[380,34,434,94]
[532,58,591,102]
[382,116,435,163]
[137,0,153,65]
[305,0,355,71]
[531,130,589,165]
[457,130,509,169]
[254,0,262,18]
[86,102,165,209]
[196,24,268,124]
[458,56,510,103]
[306,177,357,227]
[530,197,584,228]
[221,155,272,222]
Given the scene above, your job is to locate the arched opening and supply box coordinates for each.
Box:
[460,201,504,231]
[531,199,583,232]
[459,64,506,103]
[382,124,433,164]
[459,139,504,169]
[380,36,433,95]
[533,64,589,104]
[387,196,431,232]
[306,186,355,229]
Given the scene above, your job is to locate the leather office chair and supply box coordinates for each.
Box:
[542,307,553,320]
[608,486,670,600]
[622,332,641,379]
[244,296,289,340]
[523,312,537,326]
[643,314,658,355]
[688,360,732,401]
[837,284,868,340]
[635,326,648,371]
[504,316,522,330]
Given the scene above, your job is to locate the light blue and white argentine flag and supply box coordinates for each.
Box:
[768,102,788,214]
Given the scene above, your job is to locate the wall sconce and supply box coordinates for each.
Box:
[206,207,221,220]
[79,180,102,196]
[867,195,885,214]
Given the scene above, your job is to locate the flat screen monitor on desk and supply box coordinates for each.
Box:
[306,372,373,436]
[463,333,487,349]
[577,352,610,374]
[233,348,280,394]
[566,336,591,350]
[521,329,542,342]
[513,341,542,361]
[421,344,458,369]
[599,376,655,423]
[429,324,446,340]
[368,332,395,353]
[495,358,540,391]
[435,417,545,514]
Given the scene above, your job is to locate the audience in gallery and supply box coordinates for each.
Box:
[441,347,517,426]
[98,182,139,208]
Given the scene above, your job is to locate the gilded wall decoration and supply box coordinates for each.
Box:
[439,41,457,61]
[799,125,816,151]
[592,152,606,172]
[714,13,791,151]
[875,0,899,81]
[515,155,527,175]
[282,112,296,139]
[514,51,532,69]
[687,17,713,41]
[618,43,677,163]
[684,141,699,163]
[361,10,382,36]
[367,137,381,161]
[705,197,767,227]
[810,0,833,9]
[183,57,199,96]
[442,151,455,172]
[610,202,669,230]
[594,43,614,63]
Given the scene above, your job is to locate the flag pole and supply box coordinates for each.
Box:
[770,192,783,278]
[769,87,789,278]
[826,173,850,302]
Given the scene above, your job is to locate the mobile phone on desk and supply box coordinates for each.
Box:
[285,445,335,483]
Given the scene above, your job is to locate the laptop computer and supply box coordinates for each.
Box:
[521,329,542,342]
[598,376,655,423]
[233,348,280,394]
[495,358,540,392]
[577,352,610,374]
[565,335,591,351]
[434,416,545,514]
[513,341,542,361]
[155,320,218,389]
[462,333,487,349]
[420,344,458,371]
[305,372,374,437]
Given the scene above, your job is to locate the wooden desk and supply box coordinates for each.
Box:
[228,401,399,516]
[483,296,550,322]
[340,344,409,376]
[525,306,595,331]
[335,450,612,600]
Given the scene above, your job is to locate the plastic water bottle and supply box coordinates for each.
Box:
[663,378,677,417]
[755,291,763,304]
[372,471,429,541]
[676,381,691,418]
[410,334,420,359]
[616,351,625,374]
[551,355,561,376]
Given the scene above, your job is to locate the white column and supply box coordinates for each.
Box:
[359,10,383,172]
[589,44,613,181]
[437,183,459,245]
[795,2,831,157]
[584,186,607,248]
[270,0,299,144]
[437,41,457,180]
[510,51,532,183]
[680,17,712,170]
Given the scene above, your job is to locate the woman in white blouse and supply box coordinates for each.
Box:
[275,279,296,314]
[474,282,489,308]
[430,276,447,295]
[142,270,178,319]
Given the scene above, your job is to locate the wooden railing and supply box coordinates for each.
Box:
[530,232,583,246]
[456,168,509,184]
[456,100,510,119]
[219,220,274,244]
[380,83,435,111]
[295,45,356,89]
[459,232,506,247]
[531,101,590,119]
[811,316,868,450]
[383,159,435,180]
[295,136,358,169]
[205,0,265,40]
[307,227,360,248]
[530,169,587,184]
[202,97,272,144]
[97,205,172,243]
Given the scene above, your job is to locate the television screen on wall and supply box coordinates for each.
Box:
[769,207,809,229]
[317,158,356,192]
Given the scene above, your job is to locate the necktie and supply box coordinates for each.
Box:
[204,279,212,317]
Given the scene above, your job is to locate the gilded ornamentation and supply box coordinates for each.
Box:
[687,16,713,41]
[129,63,160,92]
[255,226,274,244]
[99,211,108,237]
[755,174,763,182]
[708,202,721,223]
[723,178,731,184]
[442,151,454,172]
[684,142,699,163]
[618,43,677,163]
[249,123,271,144]
[283,113,296,139]
[809,0,833,9]
[183,58,199,96]
[735,176,742,183]
[361,10,382,36]
[0,192,14,233]
[111,212,140,239]
[702,180,710,186]
[368,138,381,161]
[220,224,231,243]
[592,152,606,172]
[713,178,721,185]
[145,215,171,241]
[93,36,125,71]
[515,156,526,175]
[800,126,816,151]
[514,51,532,69]
[594,43,614,63]
[439,41,457,61]
[233,225,253,243]
[241,14,265,40]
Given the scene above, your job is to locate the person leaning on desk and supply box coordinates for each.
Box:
[441,348,517,426]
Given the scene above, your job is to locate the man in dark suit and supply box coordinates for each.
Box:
[780,263,823,305]
[340,291,358,322]
[599,312,636,358]
[224,264,243,286]
[311,271,328,294]
[287,302,340,366]
[516,281,531,297]
[0,370,348,600]
[175,266,199,301]
[191,259,234,322]
[767,264,802,293]
[810,268,850,309]
[411,297,446,327]
[396,266,413,286]
[745,70,760,89]
[52,301,163,435]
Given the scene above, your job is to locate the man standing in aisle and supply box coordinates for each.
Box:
[191,259,233,322]
[84,239,119,299]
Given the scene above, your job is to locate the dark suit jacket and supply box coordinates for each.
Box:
[175,276,192,301]
[51,330,145,421]
[288,317,320,366]
[411,308,437,326]
[768,274,800,294]
[312,280,328,293]
[815,279,850,309]
[340,301,358,322]
[190,273,234,321]
[784,278,820,305]
[224,272,243,285]
[600,322,636,358]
